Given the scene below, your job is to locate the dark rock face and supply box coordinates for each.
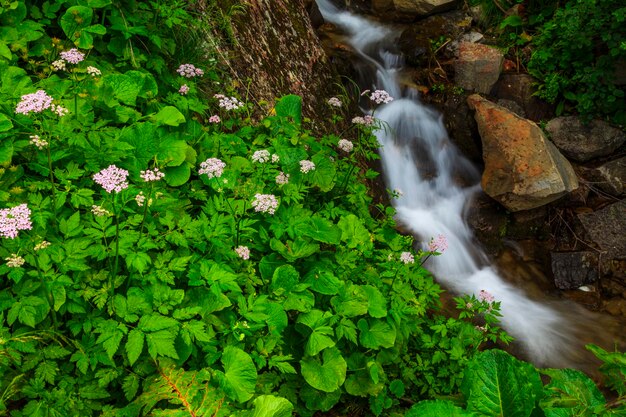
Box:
[441,93,482,162]
[551,252,599,290]
[491,74,553,122]
[228,0,338,123]
[545,116,626,163]
[578,199,626,259]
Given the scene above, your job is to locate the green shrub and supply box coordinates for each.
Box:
[528,0,626,123]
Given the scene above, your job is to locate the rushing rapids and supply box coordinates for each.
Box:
[315,0,580,365]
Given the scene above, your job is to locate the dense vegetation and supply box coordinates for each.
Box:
[472,0,626,124]
[0,0,625,416]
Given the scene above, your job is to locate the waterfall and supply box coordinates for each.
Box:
[315,0,572,365]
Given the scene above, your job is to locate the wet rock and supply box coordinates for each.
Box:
[394,0,458,17]
[507,207,549,240]
[551,252,599,290]
[604,298,626,317]
[578,199,626,259]
[496,99,525,118]
[491,74,553,122]
[545,116,626,162]
[454,42,503,94]
[441,92,482,162]
[466,192,508,255]
[581,157,626,197]
[467,94,579,211]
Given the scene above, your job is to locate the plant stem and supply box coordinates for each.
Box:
[111,196,121,297]
[46,146,57,219]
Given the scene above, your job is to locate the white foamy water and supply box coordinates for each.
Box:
[316,0,571,364]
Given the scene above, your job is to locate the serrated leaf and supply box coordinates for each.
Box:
[357,319,396,349]
[270,265,299,296]
[297,216,341,244]
[145,329,179,360]
[216,346,258,403]
[540,368,606,416]
[462,349,543,417]
[126,329,144,366]
[301,347,347,393]
[364,285,387,318]
[338,214,372,250]
[35,361,58,384]
[407,400,475,417]
[123,374,140,401]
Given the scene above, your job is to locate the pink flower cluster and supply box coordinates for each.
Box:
[15,90,53,115]
[252,193,278,215]
[5,254,25,268]
[275,172,289,185]
[352,115,375,126]
[214,94,244,111]
[50,104,69,117]
[199,158,226,178]
[91,205,110,217]
[299,160,315,174]
[60,48,85,64]
[209,115,221,123]
[179,84,189,95]
[86,66,101,76]
[370,89,394,104]
[399,251,415,264]
[235,245,250,260]
[428,234,448,253]
[0,204,32,239]
[252,150,270,163]
[337,139,353,152]
[327,97,342,107]
[140,167,165,182]
[30,135,48,150]
[176,64,204,78]
[93,165,129,193]
[478,290,495,303]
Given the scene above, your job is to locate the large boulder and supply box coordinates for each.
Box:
[467,94,579,211]
[545,116,625,162]
[454,42,503,94]
[394,0,458,16]
[491,74,553,122]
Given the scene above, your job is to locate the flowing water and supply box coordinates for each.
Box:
[314,0,593,367]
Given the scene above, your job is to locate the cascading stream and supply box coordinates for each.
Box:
[315,0,574,365]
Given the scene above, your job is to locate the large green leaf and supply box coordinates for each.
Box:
[311,153,337,192]
[407,400,476,417]
[364,285,387,318]
[60,6,94,48]
[270,237,319,262]
[331,284,369,318]
[297,310,336,356]
[338,214,372,251]
[296,216,341,244]
[462,349,543,417]
[304,268,342,295]
[250,395,293,417]
[270,265,299,296]
[274,94,302,125]
[151,106,185,126]
[299,385,341,412]
[216,346,257,403]
[301,347,347,393]
[357,318,396,349]
[540,368,605,417]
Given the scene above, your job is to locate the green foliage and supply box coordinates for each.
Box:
[528,0,626,123]
[410,348,626,416]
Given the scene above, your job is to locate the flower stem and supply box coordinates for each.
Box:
[111,196,121,297]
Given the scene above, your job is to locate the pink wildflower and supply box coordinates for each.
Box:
[399,251,414,264]
[5,254,25,268]
[91,205,110,217]
[60,48,85,64]
[271,154,280,163]
[428,234,448,253]
[370,89,394,104]
[199,158,226,178]
[214,94,244,111]
[179,84,189,95]
[0,204,32,239]
[252,150,270,163]
[235,246,250,260]
[352,115,375,126]
[176,64,204,78]
[93,165,129,193]
[299,160,315,174]
[209,115,221,123]
[86,66,101,76]
[50,104,69,117]
[327,97,342,107]
[15,90,53,115]
[30,135,48,149]
[252,194,278,215]
[51,60,66,71]
[135,192,146,207]
[275,172,289,185]
[478,290,495,303]
[337,139,353,152]
[140,168,165,182]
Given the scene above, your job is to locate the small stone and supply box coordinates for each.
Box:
[578,199,626,259]
[455,42,503,94]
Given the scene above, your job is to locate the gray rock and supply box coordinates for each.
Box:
[491,74,553,122]
[578,199,626,259]
[455,42,503,94]
[582,156,626,197]
[551,252,599,290]
[545,116,625,162]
